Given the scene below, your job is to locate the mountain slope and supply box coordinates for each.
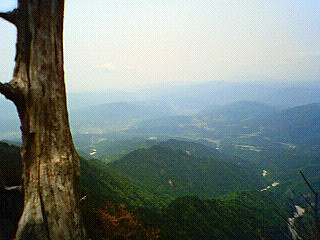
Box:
[247,103,320,147]
[109,143,262,197]
[148,81,320,112]
[158,139,221,158]
[0,141,167,208]
[81,158,169,208]
[161,192,286,240]
[0,142,21,187]
[200,101,278,123]
[70,102,173,133]
[0,141,293,240]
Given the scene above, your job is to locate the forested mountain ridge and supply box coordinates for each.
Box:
[109,143,263,197]
[247,102,320,147]
[0,141,288,239]
[200,100,279,122]
[158,139,223,158]
[69,101,320,152]
[3,98,320,150]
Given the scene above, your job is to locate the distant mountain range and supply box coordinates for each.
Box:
[1,80,320,138]
[69,102,173,133]
[1,86,319,151]
[200,101,279,123]
[248,103,320,146]
[132,80,320,112]
[96,101,318,149]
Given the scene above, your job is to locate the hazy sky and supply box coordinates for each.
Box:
[0,0,319,92]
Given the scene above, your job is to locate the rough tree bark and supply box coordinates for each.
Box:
[0,1,86,239]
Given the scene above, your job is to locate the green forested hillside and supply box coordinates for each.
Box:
[249,103,320,147]
[158,139,222,158]
[0,142,21,186]
[161,192,287,240]
[0,142,22,240]
[109,144,263,197]
[80,158,170,208]
[200,101,278,123]
[74,136,160,161]
[0,140,307,239]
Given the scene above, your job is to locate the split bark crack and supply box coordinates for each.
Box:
[38,154,51,240]
[0,1,86,239]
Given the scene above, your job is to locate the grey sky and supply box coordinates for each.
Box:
[1,0,319,92]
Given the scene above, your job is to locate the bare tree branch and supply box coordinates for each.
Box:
[0,82,17,101]
[0,9,18,25]
[300,170,318,196]
[4,185,22,192]
[273,208,292,226]
[300,170,320,237]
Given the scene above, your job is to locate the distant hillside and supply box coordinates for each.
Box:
[113,101,280,140]
[65,81,320,114]
[193,102,320,150]
[81,158,170,208]
[200,101,278,123]
[74,136,160,161]
[0,142,21,187]
[248,103,320,147]
[69,102,173,133]
[109,143,262,197]
[158,139,221,158]
[147,81,320,112]
[123,115,195,137]
[161,192,286,240]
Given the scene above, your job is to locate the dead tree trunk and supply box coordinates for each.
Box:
[0,1,86,239]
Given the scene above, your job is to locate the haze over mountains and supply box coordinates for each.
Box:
[67,80,320,109]
[0,80,318,139]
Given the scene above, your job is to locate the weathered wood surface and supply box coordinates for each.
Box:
[0,1,86,239]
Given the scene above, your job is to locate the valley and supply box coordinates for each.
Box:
[71,99,320,239]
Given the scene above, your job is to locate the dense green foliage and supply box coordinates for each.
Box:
[0,142,21,186]
[109,144,262,197]
[0,140,289,239]
[158,139,221,158]
[161,192,287,240]
[80,157,170,208]
[0,142,23,240]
